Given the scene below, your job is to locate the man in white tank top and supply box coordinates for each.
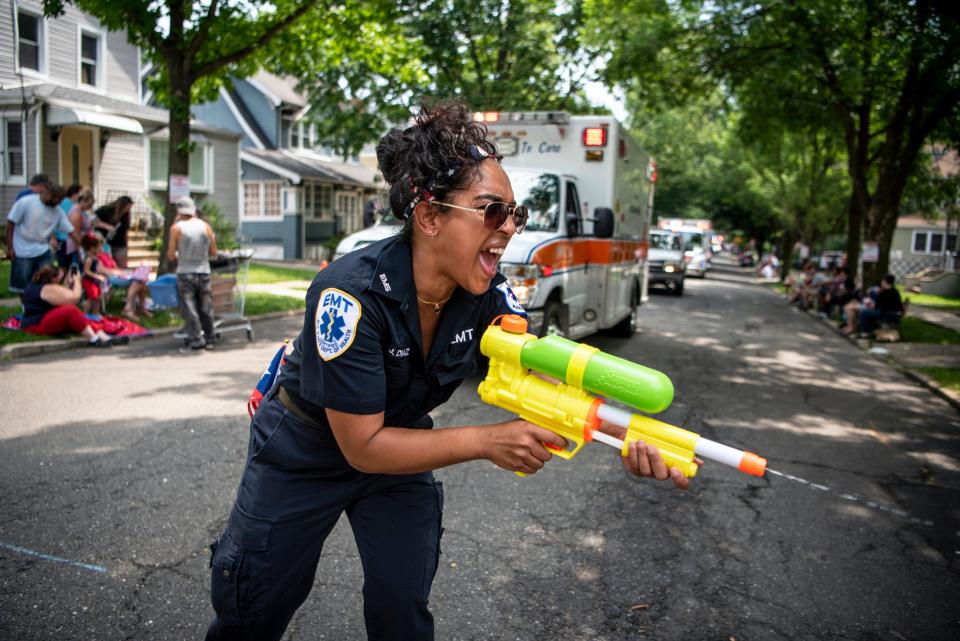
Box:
[167,197,218,350]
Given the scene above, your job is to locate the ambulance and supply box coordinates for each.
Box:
[484,111,656,338]
[334,111,656,339]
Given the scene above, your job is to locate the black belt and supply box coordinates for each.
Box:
[277,386,327,429]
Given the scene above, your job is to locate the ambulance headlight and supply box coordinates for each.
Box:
[500,263,541,305]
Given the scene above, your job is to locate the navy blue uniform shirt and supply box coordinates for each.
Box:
[277,236,526,429]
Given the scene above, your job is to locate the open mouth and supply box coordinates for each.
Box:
[478,246,504,278]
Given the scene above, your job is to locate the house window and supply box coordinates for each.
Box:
[244,183,261,217]
[291,123,300,149]
[930,233,943,253]
[243,182,282,217]
[281,117,293,149]
[148,139,211,191]
[263,183,281,217]
[80,31,100,87]
[911,230,950,255]
[316,184,333,218]
[304,184,313,215]
[3,120,26,180]
[307,124,316,149]
[17,11,42,73]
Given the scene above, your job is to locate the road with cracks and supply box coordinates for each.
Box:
[1,263,958,640]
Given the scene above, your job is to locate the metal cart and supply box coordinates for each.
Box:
[209,248,256,342]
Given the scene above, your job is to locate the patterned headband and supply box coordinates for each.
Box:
[402,145,491,219]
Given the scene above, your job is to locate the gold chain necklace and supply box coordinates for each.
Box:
[416,293,452,314]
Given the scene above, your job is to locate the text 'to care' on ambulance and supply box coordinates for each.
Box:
[480,111,657,339]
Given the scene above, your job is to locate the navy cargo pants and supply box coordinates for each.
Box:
[205,394,444,641]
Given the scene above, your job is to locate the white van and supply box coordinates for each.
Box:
[335,112,657,338]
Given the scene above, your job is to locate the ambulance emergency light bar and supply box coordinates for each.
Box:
[473,111,571,125]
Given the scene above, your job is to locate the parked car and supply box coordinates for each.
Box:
[647,230,686,296]
[333,213,402,261]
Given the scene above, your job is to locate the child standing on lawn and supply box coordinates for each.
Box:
[81,235,108,314]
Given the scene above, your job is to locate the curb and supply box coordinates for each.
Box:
[0,309,301,362]
[761,283,960,413]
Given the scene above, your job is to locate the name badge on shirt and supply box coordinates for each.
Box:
[315,288,362,361]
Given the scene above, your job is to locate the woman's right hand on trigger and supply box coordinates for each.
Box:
[482,419,567,475]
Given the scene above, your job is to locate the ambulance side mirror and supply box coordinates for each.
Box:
[593,208,614,238]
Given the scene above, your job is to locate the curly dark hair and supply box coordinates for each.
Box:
[376,99,502,241]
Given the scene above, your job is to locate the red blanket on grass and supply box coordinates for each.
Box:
[2,313,151,337]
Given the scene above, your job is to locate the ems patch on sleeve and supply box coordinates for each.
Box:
[495,281,527,316]
[315,288,362,361]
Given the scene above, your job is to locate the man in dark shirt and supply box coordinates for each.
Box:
[860,274,904,334]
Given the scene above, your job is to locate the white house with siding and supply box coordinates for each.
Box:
[0,0,241,229]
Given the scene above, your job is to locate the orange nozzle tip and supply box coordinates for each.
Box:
[501,314,528,334]
[739,452,767,477]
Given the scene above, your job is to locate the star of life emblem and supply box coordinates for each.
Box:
[496,282,526,315]
[315,288,362,361]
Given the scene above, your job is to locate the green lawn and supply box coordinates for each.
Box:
[900,316,960,345]
[247,262,319,284]
[244,292,304,316]
[898,286,960,309]
[765,281,787,295]
[0,306,50,346]
[916,367,960,393]
[0,261,10,298]
[0,289,302,347]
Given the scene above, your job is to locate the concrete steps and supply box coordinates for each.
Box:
[126,230,160,271]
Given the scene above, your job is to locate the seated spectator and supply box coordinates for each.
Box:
[98,250,153,321]
[822,266,856,319]
[787,262,825,309]
[81,235,109,314]
[19,264,121,347]
[859,274,904,335]
[842,285,880,335]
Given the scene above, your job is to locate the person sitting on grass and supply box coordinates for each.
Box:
[859,274,904,336]
[81,235,109,314]
[98,249,153,321]
[19,264,126,347]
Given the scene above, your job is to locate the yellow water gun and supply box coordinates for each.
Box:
[478,315,767,478]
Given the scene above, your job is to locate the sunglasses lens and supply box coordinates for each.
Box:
[483,203,528,232]
[513,205,528,233]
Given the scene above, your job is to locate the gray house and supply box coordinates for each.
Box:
[0,0,241,229]
[193,70,383,260]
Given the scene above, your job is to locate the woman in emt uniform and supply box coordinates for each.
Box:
[206,101,694,641]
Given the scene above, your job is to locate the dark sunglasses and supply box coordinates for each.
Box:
[432,201,528,233]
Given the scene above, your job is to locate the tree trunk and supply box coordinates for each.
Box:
[844,192,863,283]
[158,71,193,274]
[778,228,799,282]
[862,202,898,287]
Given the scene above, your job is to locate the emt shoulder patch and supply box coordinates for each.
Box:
[495,281,526,315]
[315,288,362,361]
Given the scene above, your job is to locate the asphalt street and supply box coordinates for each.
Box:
[1,265,958,640]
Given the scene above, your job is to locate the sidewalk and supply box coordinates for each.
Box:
[778,293,960,410]
[910,304,960,332]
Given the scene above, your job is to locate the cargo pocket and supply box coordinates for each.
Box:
[209,505,274,625]
[422,480,445,601]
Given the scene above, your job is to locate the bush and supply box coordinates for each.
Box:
[199,200,239,250]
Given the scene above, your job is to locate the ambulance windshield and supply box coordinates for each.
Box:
[508,171,560,232]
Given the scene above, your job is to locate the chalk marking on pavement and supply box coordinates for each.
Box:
[0,541,107,574]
